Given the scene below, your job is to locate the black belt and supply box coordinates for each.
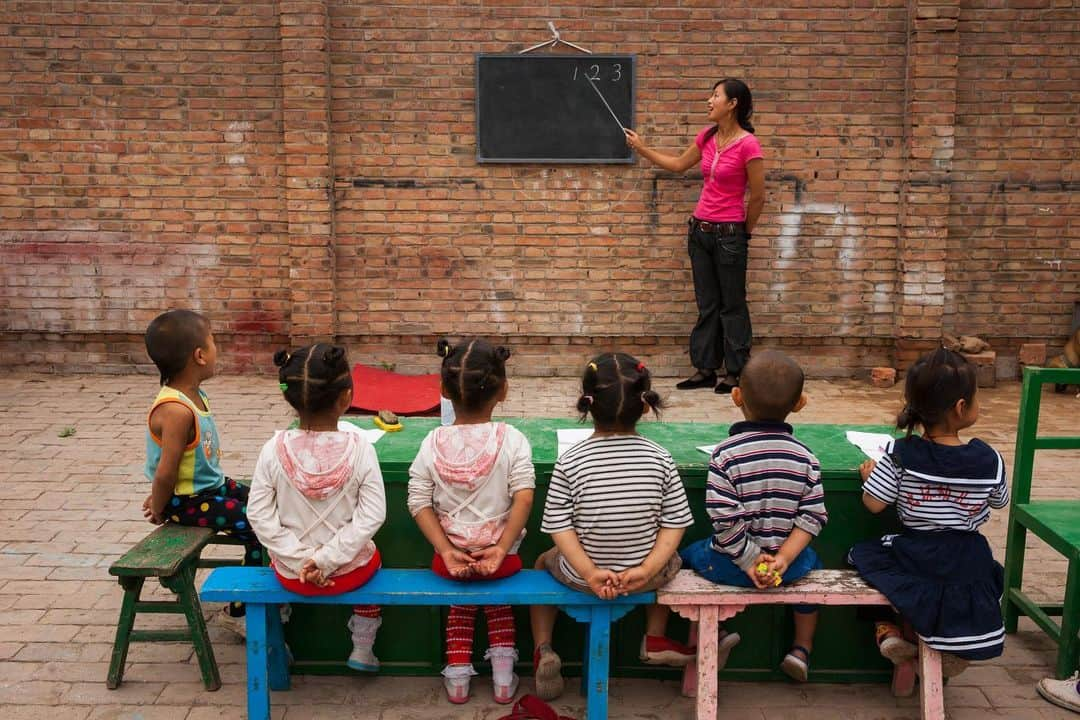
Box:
[690,217,745,235]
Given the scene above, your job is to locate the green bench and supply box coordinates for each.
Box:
[107,523,245,690]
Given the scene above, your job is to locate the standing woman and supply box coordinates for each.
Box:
[626,79,764,393]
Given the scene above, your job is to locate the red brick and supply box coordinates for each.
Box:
[1018,343,1047,367]
[870,367,897,388]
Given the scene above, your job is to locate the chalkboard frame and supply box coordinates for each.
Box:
[475,53,636,165]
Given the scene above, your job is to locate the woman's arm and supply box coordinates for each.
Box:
[625,131,701,174]
[744,157,764,232]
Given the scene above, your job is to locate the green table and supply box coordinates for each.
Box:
[284,418,901,682]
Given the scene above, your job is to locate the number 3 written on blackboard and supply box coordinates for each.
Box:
[572,64,622,82]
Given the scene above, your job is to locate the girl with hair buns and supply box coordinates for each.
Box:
[529,352,696,701]
[849,347,1010,677]
[407,338,536,705]
[247,343,387,673]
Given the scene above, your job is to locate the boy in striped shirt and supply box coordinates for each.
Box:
[680,349,828,681]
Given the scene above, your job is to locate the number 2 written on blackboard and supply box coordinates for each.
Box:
[572,64,623,82]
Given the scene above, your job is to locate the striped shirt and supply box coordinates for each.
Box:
[863,436,1009,532]
[541,434,694,585]
[707,421,828,571]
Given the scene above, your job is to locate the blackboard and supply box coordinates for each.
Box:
[476,54,635,164]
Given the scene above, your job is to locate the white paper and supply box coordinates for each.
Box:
[338,420,386,445]
[696,444,718,456]
[556,428,595,458]
[845,431,894,461]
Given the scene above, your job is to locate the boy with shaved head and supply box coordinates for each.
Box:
[680,350,828,682]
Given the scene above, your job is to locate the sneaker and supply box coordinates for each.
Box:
[347,643,379,672]
[1037,674,1080,713]
[214,607,246,640]
[533,643,564,701]
[488,647,519,705]
[639,635,696,667]
[780,646,810,682]
[441,663,475,704]
[875,622,916,665]
[716,630,741,671]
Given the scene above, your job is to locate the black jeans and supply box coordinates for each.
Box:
[687,220,752,376]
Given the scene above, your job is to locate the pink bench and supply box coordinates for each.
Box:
[657,569,944,720]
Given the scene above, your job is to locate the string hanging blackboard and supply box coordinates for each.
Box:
[476,54,635,164]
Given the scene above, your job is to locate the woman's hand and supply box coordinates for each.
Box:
[624,129,644,152]
[859,459,877,482]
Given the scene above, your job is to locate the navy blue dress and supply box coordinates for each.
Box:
[848,436,1010,660]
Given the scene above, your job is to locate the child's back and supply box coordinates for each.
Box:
[851,348,1009,669]
[247,344,387,672]
[679,350,826,682]
[543,433,692,583]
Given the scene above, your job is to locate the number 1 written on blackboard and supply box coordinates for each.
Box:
[572,64,622,82]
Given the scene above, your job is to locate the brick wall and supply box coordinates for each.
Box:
[0,1,1076,377]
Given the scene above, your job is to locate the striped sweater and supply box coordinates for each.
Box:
[706,421,828,570]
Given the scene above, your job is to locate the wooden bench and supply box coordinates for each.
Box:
[107,524,245,690]
[200,566,654,720]
[657,569,945,720]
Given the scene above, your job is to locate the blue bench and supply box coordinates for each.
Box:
[200,566,655,720]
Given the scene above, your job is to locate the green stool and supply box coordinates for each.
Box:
[1002,366,1080,679]
[107,524,244,690]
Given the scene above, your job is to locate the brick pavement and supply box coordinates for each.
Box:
[0,371,1076,720]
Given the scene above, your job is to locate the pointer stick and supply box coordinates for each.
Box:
[585,75,629,133]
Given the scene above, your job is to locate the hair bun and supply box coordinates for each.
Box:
[494,345,511,362]
[437,338,452,357]
[323,346,346,365]
[272,349,291,368]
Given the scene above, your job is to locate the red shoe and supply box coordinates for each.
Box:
[639,635,696,666]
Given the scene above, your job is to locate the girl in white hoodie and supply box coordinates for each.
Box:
[248,344,386,672]
[408,338,535,704]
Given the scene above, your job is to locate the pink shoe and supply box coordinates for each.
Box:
[488,647,519,704]
[441,663,474,704]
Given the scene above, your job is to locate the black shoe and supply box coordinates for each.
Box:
[714,376,739,394]
[676,371,717,390]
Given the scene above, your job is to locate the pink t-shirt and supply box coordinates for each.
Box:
[693,128,763,222]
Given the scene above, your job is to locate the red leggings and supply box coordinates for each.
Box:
[273,550,381,618]
[432,553,520,665]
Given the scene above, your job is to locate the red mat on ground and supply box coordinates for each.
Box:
[349,364,441,415]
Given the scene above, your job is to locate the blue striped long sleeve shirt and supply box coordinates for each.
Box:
[706,421,828,570]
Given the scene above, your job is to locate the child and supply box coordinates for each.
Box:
[247,344,387,672]
[408,338,535,705]
[680,349,828,682]
[849,347,1009,675]
[530,352,696,701]
[142,309,263,635]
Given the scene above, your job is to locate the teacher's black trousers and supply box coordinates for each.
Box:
[687,223,752,376]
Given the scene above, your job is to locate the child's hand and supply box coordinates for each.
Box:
[765,554,789,580]
[586,568,621,600]
[441,547,476,579]
[299,559,334,587]
[470,545,507,577]
[142,494,164,525]
[859,459,877,482]
[614,565,651,595]
[746,553,776,589]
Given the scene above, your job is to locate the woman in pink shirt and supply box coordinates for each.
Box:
[626,79,764,393]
